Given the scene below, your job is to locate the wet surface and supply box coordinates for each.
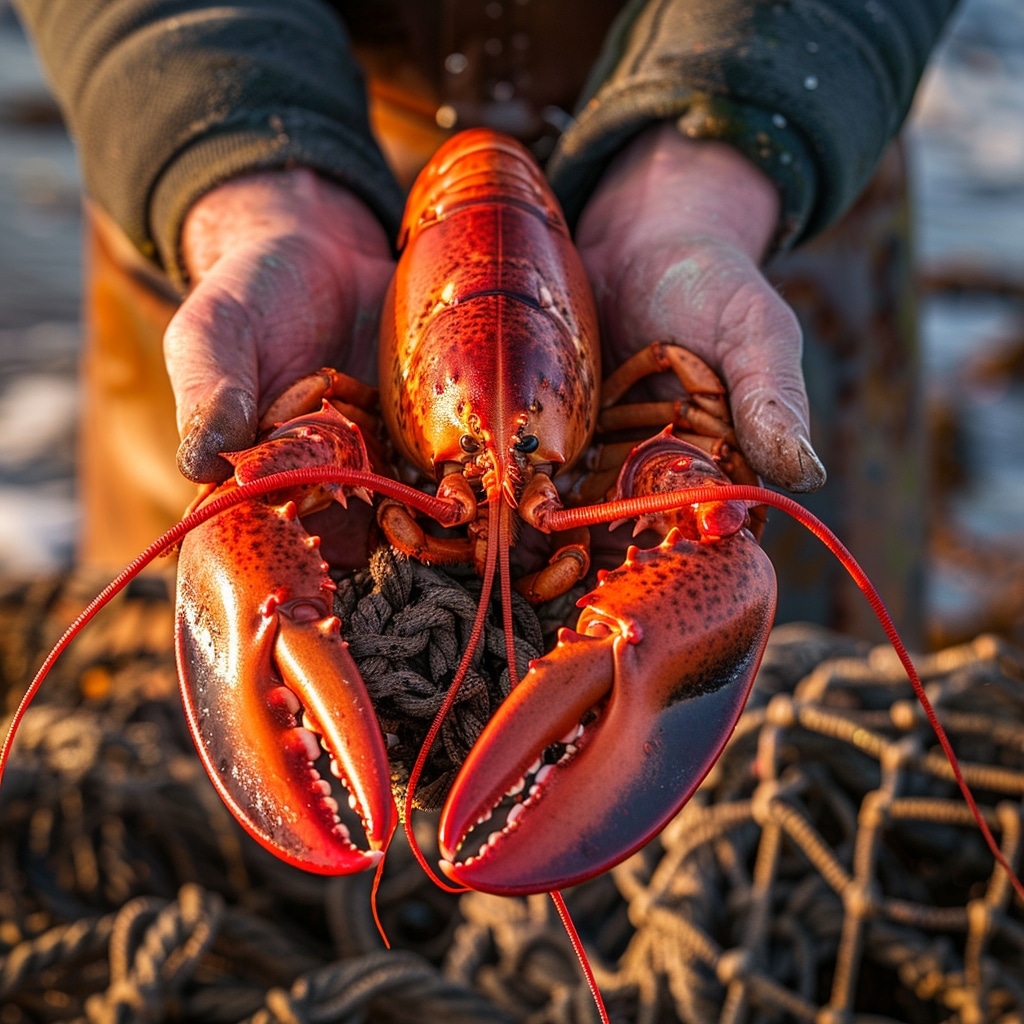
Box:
[0,3,81,572]
[909,0,1024,643]
[0,0,1022,643]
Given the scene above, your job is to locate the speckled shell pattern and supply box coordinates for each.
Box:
[174,402,396,873]
[438,433,778,894]
[379,129,600,486]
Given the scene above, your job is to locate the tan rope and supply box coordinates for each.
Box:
[1,571,1023,1022]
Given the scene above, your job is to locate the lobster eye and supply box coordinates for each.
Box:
[460,434,481,453]
[514,434,539,454]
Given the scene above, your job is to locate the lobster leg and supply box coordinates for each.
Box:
[261,367,379,428]
[377,499,481,567]
[439,436,776,894]
[595,342,762,526]
[598,341,735,440]
[513,526,591,605]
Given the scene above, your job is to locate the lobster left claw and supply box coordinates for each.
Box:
[175,402,398,874]
[439,437,777,895]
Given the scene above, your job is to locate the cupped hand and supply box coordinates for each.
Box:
[164,168,395,482]
[575,122,825,493]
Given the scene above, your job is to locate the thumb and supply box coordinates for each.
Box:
[717,278,826,492]
[731,384,826,493]
[164,277,260,483]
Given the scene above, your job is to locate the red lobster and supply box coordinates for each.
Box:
[1,130,1021,980]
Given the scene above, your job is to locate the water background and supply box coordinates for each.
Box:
[0,0,1023,645]
[909,0,1024,643]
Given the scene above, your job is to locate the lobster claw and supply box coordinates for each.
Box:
[439,440,777,895]
[175,406,397,874]
[176,501,396,872]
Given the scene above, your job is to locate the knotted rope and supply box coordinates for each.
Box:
[1,568,1023,1023]
[332,546,554,810]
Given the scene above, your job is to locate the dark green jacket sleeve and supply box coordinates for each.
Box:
[13,0,957,276]
[11,0,405,286]
[548,0,958,247]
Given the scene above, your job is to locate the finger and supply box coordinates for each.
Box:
[717,280,826,492]
[175,382,258,483]
[732,386,826,492]
[164,277,260,482]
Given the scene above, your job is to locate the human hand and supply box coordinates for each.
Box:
[575,122,825,493]
[165,168,395,482]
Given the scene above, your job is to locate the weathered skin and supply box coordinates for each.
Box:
[439,438,777,894]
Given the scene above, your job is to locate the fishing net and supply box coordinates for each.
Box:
[1,566,1022,1023]
[332,546,554,810]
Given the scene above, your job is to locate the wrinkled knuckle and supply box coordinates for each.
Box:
[721,274,797,337]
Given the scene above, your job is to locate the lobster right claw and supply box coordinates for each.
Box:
[439,447,777,895]
[176,493,397,875]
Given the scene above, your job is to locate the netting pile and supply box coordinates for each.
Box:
[1,567,1023,1023]
[331,546,554,809]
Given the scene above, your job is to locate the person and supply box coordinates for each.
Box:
[12,0,957,638]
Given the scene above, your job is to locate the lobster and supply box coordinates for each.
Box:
[165,127,779,892]
[1,129,1021,1021]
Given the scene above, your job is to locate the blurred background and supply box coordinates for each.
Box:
[0,0,1022,647]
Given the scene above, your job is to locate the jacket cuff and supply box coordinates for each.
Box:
[549,88,817,251]
[151,115,405,290]
[14,0,404,286]
[549,0,954,249]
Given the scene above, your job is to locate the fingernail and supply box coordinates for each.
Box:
[735,388,827,493]
[738,416,826,492]
[176,386,257,483]
[176,422,231,483]
[790,432,827,493]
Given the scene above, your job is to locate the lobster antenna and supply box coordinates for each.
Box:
[550,890,610,1024]
[0,467,453,790]
[371,844,391,949]
[401,498,503,893]
[498,499,521,688]
[547,483,1024,904]
[0,490,237,781]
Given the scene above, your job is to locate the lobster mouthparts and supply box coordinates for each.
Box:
[176,499,396,873]
[438,526,776,895]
